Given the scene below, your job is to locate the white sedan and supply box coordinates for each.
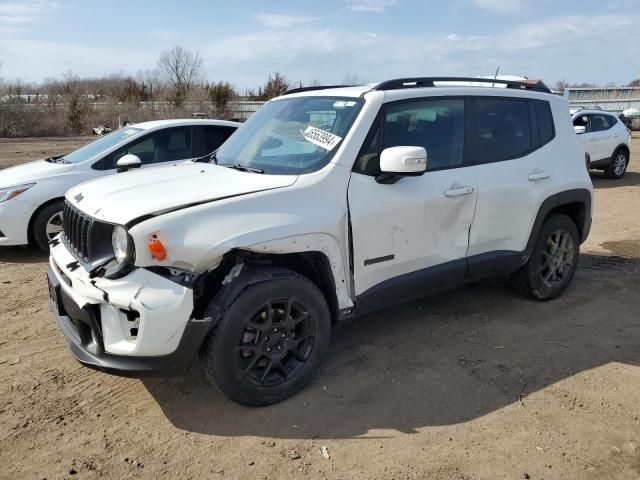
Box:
[0,119,239,250]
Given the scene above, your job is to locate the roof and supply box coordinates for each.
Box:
[132,119,241,130]
[571,108,618,117]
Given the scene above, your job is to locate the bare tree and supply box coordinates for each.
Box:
[342,73,366,85]
[157,46,203,107]
[137,69,163,101]
[260,72,289,100]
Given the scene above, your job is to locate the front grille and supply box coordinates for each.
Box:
[62,201,93,262]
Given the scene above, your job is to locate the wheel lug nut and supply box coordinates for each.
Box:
[278,345,282,350]
[281,333,286,338]
[274,328,278,332]
[266,347,271,352]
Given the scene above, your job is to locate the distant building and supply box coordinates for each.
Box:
[565,87,640,114]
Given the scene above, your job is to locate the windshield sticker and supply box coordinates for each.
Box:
[301,126,342,151]
[333,101,357,108]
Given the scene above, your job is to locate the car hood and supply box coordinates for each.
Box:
[66,163,298,225]
[0,160,74,187]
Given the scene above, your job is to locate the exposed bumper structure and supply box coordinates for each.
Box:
[47,238,212,376]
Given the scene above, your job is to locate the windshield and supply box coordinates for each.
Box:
[62,128,143,164]
[215,96,364,174]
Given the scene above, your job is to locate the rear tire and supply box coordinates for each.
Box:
[202,269,331,406]
[32,200,64,252]
[512,214,580,301]
[605,149,628,179]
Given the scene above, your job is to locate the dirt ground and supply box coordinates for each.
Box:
[1,135,639,480]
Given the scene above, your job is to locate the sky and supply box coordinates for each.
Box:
[0,0,639,89]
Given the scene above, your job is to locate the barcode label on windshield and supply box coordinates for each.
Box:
[301,126,342,151]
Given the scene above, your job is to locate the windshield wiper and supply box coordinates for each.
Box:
[44,155,67,164]
[223,163,264,174]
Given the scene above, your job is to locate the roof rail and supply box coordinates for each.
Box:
[374,77,552,93]
[282,85,354,96]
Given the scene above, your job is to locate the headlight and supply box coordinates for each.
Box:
[111,225,132,264]
[0,183,35,203]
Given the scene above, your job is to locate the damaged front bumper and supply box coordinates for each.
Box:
[47,239,213,376]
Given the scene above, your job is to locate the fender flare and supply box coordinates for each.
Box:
[525,188,592,255]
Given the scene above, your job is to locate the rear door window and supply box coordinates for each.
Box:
[192,125,237,157]
[589,114,612,132]
[475,98,532,162]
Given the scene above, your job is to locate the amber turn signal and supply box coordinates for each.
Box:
[147,236,167,261]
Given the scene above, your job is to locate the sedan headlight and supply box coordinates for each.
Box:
[111,225,133,264]
[0,183,35,203]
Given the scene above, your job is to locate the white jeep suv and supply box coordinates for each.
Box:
[572,109,631,178]
[47,77,593,406]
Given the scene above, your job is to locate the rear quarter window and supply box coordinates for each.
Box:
[532,100,555,146]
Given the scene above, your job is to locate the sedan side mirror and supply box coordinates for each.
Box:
[377,146,427,184]
[574,125,587,135]
[116,154,142,173]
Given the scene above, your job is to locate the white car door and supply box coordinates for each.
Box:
[573,114,603,160]
[348,98,477,313]
[467,96,556,274]
[584,114,617,161]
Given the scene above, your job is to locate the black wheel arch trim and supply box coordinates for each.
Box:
[613,143,630,157]
[525,188,592,252]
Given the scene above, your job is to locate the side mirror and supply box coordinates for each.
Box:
[574,125,587,135]
[377,146,427,183]
[116,154,142,173]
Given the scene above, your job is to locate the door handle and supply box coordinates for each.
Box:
[528,170,551,181]
[444,186,474,197]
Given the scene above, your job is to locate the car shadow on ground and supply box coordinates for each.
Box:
[143,253,640,440]
[591,171,640,189]
[0,245,48,264]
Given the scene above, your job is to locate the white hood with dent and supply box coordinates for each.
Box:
[0,160,73,187]
[66,163,298,225]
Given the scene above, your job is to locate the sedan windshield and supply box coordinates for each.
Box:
[62,128,143,164]
[215,96,363,175]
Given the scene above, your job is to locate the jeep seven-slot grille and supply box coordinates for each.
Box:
[62,201,93,262]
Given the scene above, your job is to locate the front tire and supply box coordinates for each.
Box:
[202,269,331,406]
[605,149,628,179]
[32,200,64,251]
[512,214,580,300]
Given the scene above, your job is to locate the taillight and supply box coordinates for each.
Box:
[585,152,591,171]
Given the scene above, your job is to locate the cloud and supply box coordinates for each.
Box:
[2,12,639,88]
[198,13,640,88]
[345,0,397,13]
[474,0,523,12]
[255,13,318,29]
[0,0,58,29]
[0,37,154,79]
[143,30,181,42]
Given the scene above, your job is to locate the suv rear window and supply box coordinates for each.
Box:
[533,100,554,146]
